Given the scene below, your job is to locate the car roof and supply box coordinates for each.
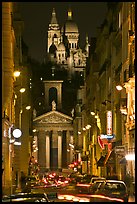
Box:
[94,180,105,183]
[91,177,106,180]
[105,180,125,183]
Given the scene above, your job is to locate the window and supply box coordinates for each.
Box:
[78,59,81,65]
[118,11,122,29]
[49,87,57,106]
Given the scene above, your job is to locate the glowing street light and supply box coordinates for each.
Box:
[90,111,95,115]
[14,70,20,77]
[86,124,91,129]
[26,105,31,110]
[20,88,26,93]
[78,131,81,134]
[33,129,37,133]
[116,85,123,91]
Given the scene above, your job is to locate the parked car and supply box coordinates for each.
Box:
[2,192,50,202]
[82,174,92,183]
[95,180,129,202]
[76,176,106,194]
[89,180,106,194]
[90,176,106,185]
[68,172,83,184]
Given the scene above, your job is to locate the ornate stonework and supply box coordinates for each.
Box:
[39,114,70,124]
[33,111,73,125]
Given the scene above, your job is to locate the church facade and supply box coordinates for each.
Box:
[47,8,90,80]
[32,8,89,173]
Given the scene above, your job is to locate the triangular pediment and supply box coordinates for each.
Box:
[33,110,73,124]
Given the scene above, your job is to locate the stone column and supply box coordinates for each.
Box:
[51,130,58,170]
[38,130,46,173]
[66,130,70,165]
[70,133,74,164]
[45,131,50,171]
[58,131,62,170]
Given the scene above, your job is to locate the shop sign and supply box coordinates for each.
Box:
[100,134,115,140]
[115,146,125,154]
[107,111,112,135]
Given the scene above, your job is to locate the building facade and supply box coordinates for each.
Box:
[75,2,135,184]
[2,2,33,195]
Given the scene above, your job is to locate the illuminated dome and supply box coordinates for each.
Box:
[61,9,79,33]
[64,20,79,33]
[58,42,65,50]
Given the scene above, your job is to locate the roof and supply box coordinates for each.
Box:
[58,42,66,51]
[64,20,79,33]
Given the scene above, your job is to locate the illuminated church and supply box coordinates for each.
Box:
[47,8,90,80]
[33,8,90,173]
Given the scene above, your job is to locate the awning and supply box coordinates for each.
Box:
[97,156,106,167]
[81,155,88,161]
[104,151,112,165]
[97,151,114,167]
[119,157,127,164]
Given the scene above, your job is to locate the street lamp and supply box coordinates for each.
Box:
[14,70,20,77]
[26,105,31,110]
[19,88,26,93]
[116,85,123,91]
[19,105,31,129]
[90,111,95,116]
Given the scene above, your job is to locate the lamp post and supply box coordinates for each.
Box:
[85,124,91,174]
[12,127,22,192]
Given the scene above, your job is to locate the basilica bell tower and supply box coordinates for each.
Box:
[43,80,63,112]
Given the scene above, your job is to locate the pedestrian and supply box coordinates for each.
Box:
[20,172,27,192]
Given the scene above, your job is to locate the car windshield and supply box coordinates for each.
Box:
[101,182,126,191]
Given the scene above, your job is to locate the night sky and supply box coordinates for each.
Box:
[19,2,108,63]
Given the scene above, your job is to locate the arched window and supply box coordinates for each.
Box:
[53,34,57,38]
[49,87,57,106]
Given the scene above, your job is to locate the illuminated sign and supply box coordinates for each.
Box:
[98,136,105,149]
[12,128,22,138]
[107,111,112,135]
[98,134,115,150]
[100,134,115,139]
